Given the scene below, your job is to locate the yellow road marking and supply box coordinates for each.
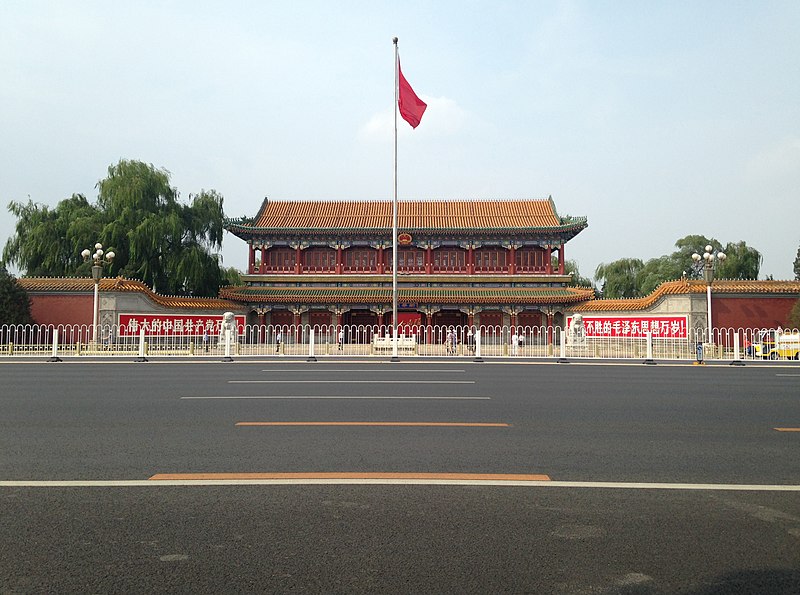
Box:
[235,421,509,427]
[774,428,800,432]
[149,472,550,481]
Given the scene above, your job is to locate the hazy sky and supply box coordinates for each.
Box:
[2,1,799,282]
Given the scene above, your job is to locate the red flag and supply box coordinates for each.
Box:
[398,61,427,129]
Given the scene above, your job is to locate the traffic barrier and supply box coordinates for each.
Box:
[0,323,797,363]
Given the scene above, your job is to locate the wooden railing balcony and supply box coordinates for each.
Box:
[303,265,337,273]
[261,265,296,274]
[515,265,548,273]
[431,266,468,274]
[342,265,378,274]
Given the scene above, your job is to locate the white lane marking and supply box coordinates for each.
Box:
[261,369,466,373]
[228,380,476,384]
[181,396,490,400]
[776,374,800,377]
[2,480,800,491]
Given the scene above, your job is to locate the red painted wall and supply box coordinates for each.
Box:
[713,296,798,329]
[29,294,93,326]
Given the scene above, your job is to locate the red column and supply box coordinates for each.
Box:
[546,247,553,274]
[509,246,516,275]
[467,313,474,327]
[295,247,302,274]
[293,312,301,343]
[261,247,267,272]
[336,246,343,274]
[426,246,432,274]
[248,246,255,274]
[378,247,384,274]
[558,244,565,274]
[468,247,474,274]
[426,314,433,345]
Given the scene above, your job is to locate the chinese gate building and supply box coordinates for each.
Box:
[221,197,595,332]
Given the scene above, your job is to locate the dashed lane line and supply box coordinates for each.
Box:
[228,380,476,384]
[234,421,509,427]
[260,369,467,373]
[181,396,490,400]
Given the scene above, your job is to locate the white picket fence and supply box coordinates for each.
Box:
[0,323,798,363]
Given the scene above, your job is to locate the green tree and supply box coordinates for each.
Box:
[594,258,645,298]
[220,266,242,287]
[0,266,34,325]
[794,245,800,281]
[674,236,761,280]
[637,255,684,296]
[3,194,102,277]
[595,235,763,298]
[566,260,595,290]
[716,240,762,280]
[3,160,227,297]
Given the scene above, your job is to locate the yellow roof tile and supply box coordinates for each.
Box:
[18,277,241,311]
[251,199,565,230]
[572,279,800,312]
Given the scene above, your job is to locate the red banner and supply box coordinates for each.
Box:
[566,316,688,338]
[118,314,246,336]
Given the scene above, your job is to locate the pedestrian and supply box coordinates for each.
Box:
[338,328,344,351]
[106,328,114,351]
[467,328,474,354]
[203,329,209,352]
[276,329,282,353]
[511,330,518,356]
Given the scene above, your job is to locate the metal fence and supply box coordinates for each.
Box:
[1,323,798,363]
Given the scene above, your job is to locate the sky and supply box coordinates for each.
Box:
[2,0,799,283]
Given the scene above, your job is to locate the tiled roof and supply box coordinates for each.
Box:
[219,285,596,305]
[227,198,587,232]
[18,277,241,311]
[572,279,800,312]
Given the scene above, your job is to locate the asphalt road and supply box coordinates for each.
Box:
[1,359,799,593]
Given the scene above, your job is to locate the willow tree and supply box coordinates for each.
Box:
[3,193,102,277]
[594,235,763,299]
[3,159,227,297]
[594,258,645,298]
[0,266,34,325]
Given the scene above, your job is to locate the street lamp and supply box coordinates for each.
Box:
[81,243,115,344]
[692,245,726,344]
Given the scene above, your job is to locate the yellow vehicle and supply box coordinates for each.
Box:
[753,330,800,360]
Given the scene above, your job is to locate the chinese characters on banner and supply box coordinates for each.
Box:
[566,316,688,338]
[117,314,246,336]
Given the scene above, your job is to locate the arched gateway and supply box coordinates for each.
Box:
[221,197,594,331]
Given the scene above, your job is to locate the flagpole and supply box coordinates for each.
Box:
[391,36,399,361]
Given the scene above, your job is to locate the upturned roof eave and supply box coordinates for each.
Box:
[223,223,588,235]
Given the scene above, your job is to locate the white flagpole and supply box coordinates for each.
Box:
[392,36,399,361]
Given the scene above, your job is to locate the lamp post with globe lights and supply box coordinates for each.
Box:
[692,245,726,345]
[81,243,115,344]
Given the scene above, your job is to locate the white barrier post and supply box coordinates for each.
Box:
[473,329,483,362]
[222,329,233,362]
[643,332,655,365]
[135,328,148,362]
[307,329,317,362]
[48,329,62,362]
[557,328,568,363]
[730,333,744,366]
